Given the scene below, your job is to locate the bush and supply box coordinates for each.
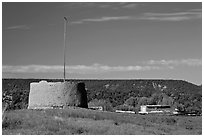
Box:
[137,97,149,106]
[114,104,137,112]
[2,115,23,129]
[2,89,29,110]
[88,99,113,112]
[124,97,139,107]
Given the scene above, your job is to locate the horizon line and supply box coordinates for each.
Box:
[2,77,201,85]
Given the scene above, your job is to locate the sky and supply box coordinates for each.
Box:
[2,2,202,85]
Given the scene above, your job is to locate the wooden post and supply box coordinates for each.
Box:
[63,17,67,82]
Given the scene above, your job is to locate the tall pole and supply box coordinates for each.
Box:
[63,17,67,82]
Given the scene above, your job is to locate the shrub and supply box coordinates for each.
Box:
[2,116,23,129]
[88,99,113,111]
[124,97,139,107]
[137,97,149,106]
[114,104,136,111]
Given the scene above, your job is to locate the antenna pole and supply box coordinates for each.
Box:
[63,17,67,82]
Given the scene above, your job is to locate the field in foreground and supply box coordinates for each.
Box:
[2,107,202,135]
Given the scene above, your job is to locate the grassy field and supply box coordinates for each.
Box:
[2,107,202,135]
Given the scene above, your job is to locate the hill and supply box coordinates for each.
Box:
[2,79,202,114]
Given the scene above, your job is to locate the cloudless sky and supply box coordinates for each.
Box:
[2,2,202,85]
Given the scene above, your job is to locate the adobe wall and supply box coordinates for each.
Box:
[28,80,88,109]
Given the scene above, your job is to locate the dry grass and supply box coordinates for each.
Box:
[2,107,202,135]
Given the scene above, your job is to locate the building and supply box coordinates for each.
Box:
[115,110,135,114]
[139,105,172,115]
[89,106,103,111]
[28,81,88,109]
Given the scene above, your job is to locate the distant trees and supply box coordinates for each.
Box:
[138,97,149,106]
[2,88,29,110]
[2,79,202,114]
[147,93,174,106]
[10,89,29,110]
[160,94,174,106]
[124,92,174,108]
[148,93,162,105]
[124,97,139,107]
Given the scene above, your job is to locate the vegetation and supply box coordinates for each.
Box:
[88,99,113,111]
[2,79,202,115]
[2,108,202,135]
[2,79,202,135]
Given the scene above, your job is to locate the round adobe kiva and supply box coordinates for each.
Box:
[28,81,88,109]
